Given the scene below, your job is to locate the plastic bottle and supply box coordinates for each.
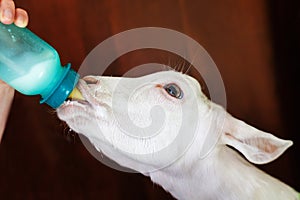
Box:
[0,22,84,109]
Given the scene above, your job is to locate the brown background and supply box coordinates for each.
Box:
[0,0,299,199]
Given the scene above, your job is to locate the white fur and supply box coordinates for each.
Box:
[57,71,299,200]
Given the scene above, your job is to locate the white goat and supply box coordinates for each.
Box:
[57,71,299,200]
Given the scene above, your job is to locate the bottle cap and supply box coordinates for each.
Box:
[40,63,79,108]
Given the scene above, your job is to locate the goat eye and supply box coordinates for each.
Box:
[163,83,183,99]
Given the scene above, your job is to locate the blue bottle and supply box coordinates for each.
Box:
[0,23,81,109]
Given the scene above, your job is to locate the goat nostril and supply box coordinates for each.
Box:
[83,77,99,85]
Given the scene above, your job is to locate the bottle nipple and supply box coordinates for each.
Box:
[69,87,85,100]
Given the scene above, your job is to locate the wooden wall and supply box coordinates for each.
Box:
[0,0,299,199]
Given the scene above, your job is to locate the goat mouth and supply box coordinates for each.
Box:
[65,85,91,106]
[65,98,91,106]
[63,81,93,108]
[70,79,109,109]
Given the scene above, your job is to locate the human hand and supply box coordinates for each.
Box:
[0,80,14,142]
[0,0,28,141]
[0,0,28,27]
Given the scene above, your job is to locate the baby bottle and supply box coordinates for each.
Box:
[0,23,84,109]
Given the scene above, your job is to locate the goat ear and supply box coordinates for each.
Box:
[221,114,293,164]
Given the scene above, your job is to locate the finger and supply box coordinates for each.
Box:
[0,0,16,24]
[14,8,28,27]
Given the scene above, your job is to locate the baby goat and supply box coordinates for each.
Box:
[57,71,299,200]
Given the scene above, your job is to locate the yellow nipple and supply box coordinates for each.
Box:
[69,87,85,100]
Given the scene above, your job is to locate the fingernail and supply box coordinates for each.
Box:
[3,9,13,20]
[16,15,25,27]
